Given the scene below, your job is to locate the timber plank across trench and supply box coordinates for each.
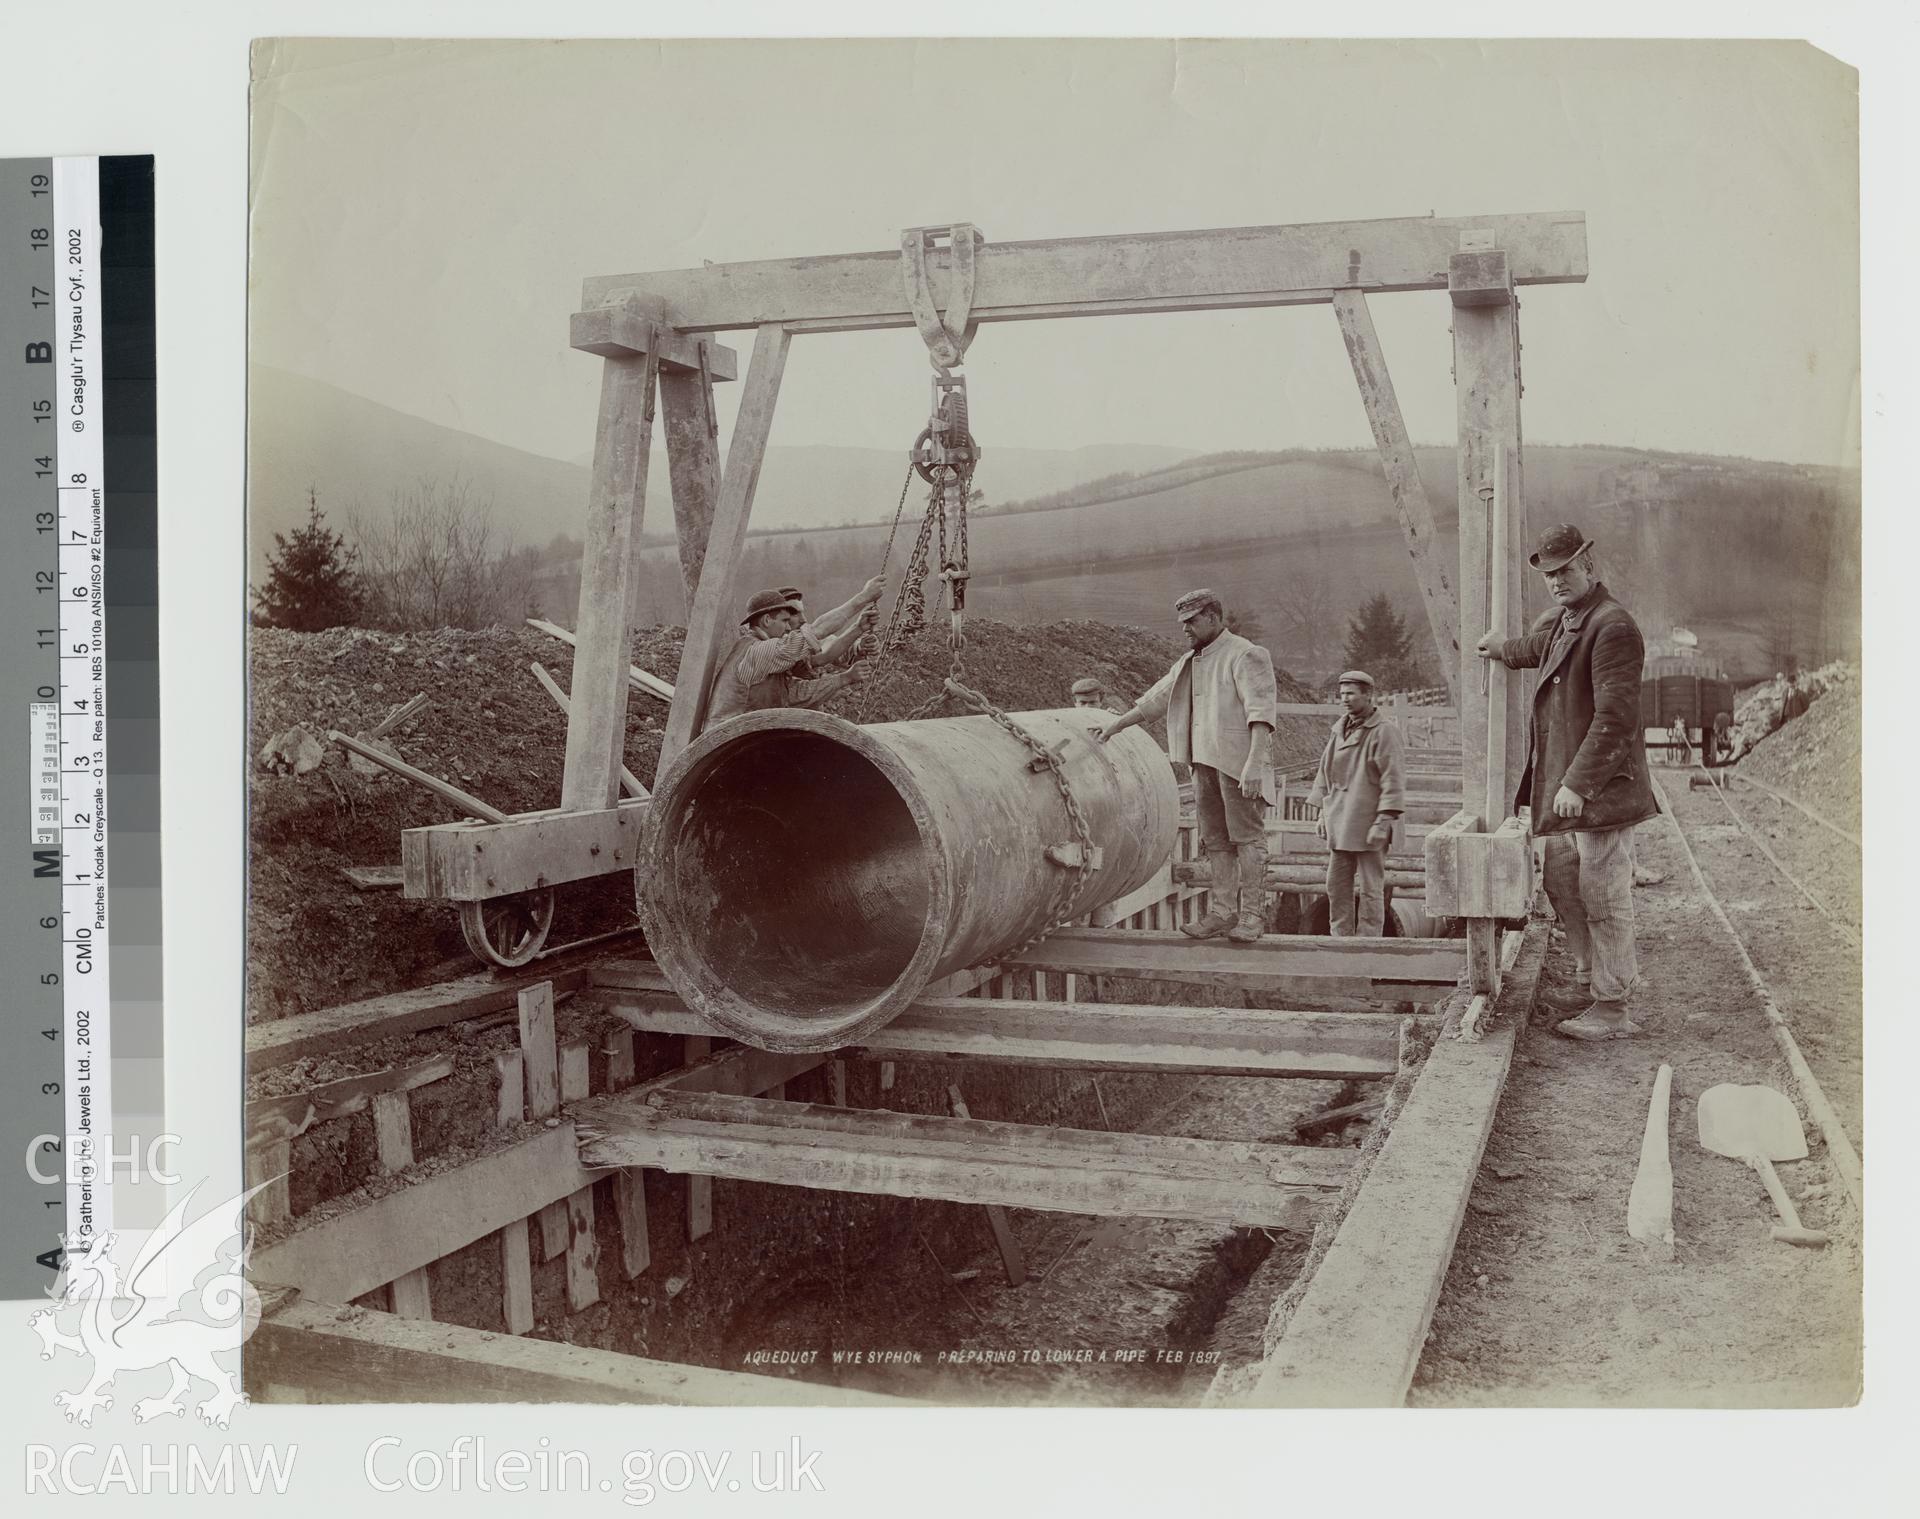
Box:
[607,992,1407,1080]
[1004,929,1464,1000]
[573,1089,1349,1230]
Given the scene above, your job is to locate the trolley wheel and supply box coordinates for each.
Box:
[458,888,556,969]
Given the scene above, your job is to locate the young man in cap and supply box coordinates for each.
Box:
[1306,670,1406,936]
[703,575,886,729]
[1476,525,1657,1040]
[1069,676,1123,713]
[1097,588,1278,942]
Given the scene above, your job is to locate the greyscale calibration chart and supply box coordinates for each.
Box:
[1,157,160,1295]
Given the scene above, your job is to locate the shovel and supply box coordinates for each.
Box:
[1696,1083,1828,1249]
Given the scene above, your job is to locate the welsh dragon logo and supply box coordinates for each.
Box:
[29,1181,268,1428]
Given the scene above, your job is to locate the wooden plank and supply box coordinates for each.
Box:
[657,322,792,776]
[565,1185,600,1311]
[604,1029,636,1091]
[561,341,660,812]
[567,303,738,377]
[948,1086,1027,1286]
[518,982,559,1121]
[612,1169,651,1278]
[247,1053,454,1148]
[252,1124,600,1304]
[500,1216,535,1335]
[1453,240,1529,816]
[388,1270,432,1321]
[402,799,649,900]
[537,1201,571,1261]
[370,1091,414,1174]
[341,864,404,891]
[531,662,648,798]
[247,1297,909,1406]
[584,211,1589,332]
[526,618,674,702]
[1466,918,1500,998]
[684,1034,715,1240]
[1332,288,1459,695]
[247,963,594,1072]
[560,1039,592,1104]
[1004,928,1464,994]
[832,998,1403,1079]
[660,342,724,607]
[327,731,509,824]
[575,1093,1344,1229]
[245,1140,291,1228]
[1248,913,1548,1405]
[493,1050,524,1128]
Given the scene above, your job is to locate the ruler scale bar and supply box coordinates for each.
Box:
[53,156,113,1242]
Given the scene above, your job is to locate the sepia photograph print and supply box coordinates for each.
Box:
[241,37,1861,1408]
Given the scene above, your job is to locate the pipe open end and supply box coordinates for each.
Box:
[642,714,943,1051]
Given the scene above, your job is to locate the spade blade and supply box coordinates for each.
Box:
[1697,1083,1808,1163]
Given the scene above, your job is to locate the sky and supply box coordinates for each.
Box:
[249,38,1859,471]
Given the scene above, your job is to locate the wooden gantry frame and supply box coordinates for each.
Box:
[401,209,1577,989]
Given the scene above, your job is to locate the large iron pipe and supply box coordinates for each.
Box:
[637,707,1179,1051]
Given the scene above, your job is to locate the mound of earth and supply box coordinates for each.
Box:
[249,617,1317,1020]
[1733,661,1860,832]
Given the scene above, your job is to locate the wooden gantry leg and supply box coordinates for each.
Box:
[657,322,793,777]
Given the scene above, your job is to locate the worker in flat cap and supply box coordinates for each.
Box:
[703,574,886,729]
[1098,589,1278,942]
[1477,524,1657,1041]
[1305,669,1406,936]
[1069,676,1124,713]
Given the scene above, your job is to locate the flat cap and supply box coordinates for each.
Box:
[1337,670,1376,689]
[1173,587,1222,620]
[1529,523,1594,572]
[741,587,805,624]
[1070,677,1105,696]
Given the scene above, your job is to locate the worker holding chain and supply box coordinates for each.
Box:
[703,576,887,730]
[1098,589,1278,943]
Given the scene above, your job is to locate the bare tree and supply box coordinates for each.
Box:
[350,477,535,630]
[1272,567,1335,678]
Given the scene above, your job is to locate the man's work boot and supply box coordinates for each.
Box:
[1183,849,1239,938]
[1228,843,1269,942]
[1555,1003,1640,1041]
[1536,976,1594,1014]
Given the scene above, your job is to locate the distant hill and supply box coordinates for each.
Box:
[630,444,1858,687]
[248,368,1859,687]
[247,366,1193,580]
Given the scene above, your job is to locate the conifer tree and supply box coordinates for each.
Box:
[254,489,363,631]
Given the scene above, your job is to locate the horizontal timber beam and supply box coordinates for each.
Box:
[584,211,1588,333]
[402,798,650,899]
[248,960,602,1071]
[1002,928,1464,1001]
[248,1297,906,1407]
[574,1089,1346,1229]
[606,992,1408,1080]
[567,303,739,378]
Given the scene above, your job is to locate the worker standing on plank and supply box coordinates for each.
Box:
[1306,670,1405,937]
[703,577,885,729]
[1097,588,1277,943]
[1476,525,1658,1041]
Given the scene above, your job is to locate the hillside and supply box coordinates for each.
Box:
[247,366,1193,580]
[627,444,1859,686]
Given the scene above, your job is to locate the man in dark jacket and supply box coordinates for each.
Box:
[1476,524,1658,1040]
